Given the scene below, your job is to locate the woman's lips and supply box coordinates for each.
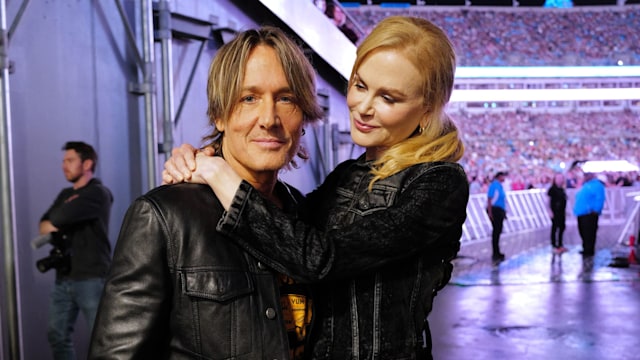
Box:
[353,119,377,133]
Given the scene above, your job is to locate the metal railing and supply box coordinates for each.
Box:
[461,186,638,245]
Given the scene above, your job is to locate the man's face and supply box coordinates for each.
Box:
[62,149,86,183]
[217,45,304,182]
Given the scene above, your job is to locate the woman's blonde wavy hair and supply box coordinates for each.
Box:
[349,16,465,189]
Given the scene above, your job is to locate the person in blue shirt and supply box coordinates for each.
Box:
[487,171,508,263]
[573,172,606,257]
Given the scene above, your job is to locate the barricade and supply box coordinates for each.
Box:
[461,187,636,246]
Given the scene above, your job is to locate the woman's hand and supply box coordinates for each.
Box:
[189,153,242,210]
[161,143,241,210]
[162,144,214,184]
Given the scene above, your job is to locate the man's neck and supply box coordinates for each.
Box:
[244,173,283,209]
[72,173,94,190]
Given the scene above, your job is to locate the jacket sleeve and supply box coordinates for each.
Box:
[217,164,469,282]
[46,185,112,229]
[89,198,171,359]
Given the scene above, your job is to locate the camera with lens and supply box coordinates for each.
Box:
[35,232,71,274]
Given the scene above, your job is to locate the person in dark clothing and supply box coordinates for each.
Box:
[39,141,113,360]
[487,171,508,263]
[164,16,469,359]
[89,27,323,359]
[547,173,568,253]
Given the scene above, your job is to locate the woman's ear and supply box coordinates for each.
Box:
[420,107,431,127]
[419,114,429,132]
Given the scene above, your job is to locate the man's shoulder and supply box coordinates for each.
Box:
[142,183,217,207]
[85,178,113,201]
[87,178,107,188]
[585,178,605,190]
[126,183,223,224]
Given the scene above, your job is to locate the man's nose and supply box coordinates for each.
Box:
[259,99,279,128]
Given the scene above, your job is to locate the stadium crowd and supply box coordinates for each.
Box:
[455,109,639,192]
[347,5,640,66]
[314,2,640,191]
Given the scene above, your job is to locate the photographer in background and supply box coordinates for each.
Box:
[39,141,113,360]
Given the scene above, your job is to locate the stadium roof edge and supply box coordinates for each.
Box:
[455,66,640,78]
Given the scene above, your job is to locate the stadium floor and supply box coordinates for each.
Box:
[430,224,640,360]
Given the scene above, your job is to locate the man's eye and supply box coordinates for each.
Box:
[279,95,295,104]
[241,95,256,103]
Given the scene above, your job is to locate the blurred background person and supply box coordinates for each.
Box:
[487,171,508,263]
[547,173,568,253]
[39,141,113,360]
[573,171,606,258]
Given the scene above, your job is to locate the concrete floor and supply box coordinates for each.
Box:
[430,224,640,360]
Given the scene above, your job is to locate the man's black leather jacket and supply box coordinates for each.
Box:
[89,183,301,360]
[217,158,470,359]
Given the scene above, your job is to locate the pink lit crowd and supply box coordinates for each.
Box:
[346,5,640,66]
[455,110,639,192]
[321,4,640,191]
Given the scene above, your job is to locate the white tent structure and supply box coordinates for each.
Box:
[581,160,640,173]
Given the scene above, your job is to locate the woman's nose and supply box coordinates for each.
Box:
[354,94,374,115]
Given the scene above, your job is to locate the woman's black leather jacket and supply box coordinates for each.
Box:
[89,183,301,360]
[217,158,470,359]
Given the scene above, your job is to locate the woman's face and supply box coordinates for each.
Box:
[347,49,427,160]
[217,45,303,182]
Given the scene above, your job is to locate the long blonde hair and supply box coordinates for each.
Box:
[350,16,464,188]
